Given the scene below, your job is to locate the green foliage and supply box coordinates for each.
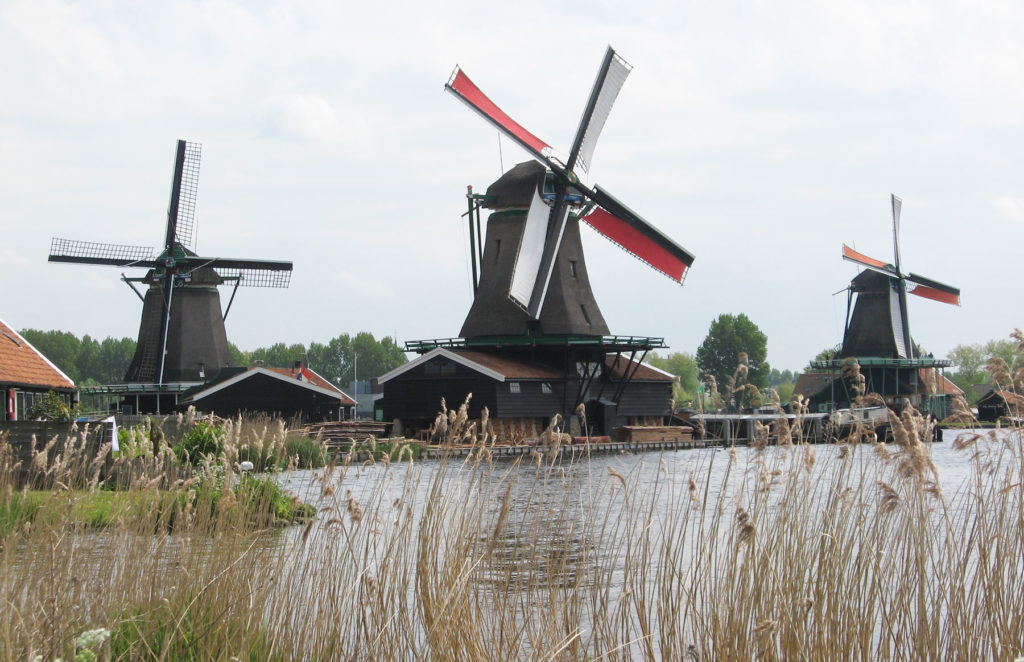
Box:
[173,421,224,463]
[15,328,406,391]
[110,598,282,661]
[26,390,81,422]
[648,351,700,407]
[237,435,327,471]
[17,329,135,384]
[235,474,316,524]
[947,338,1019,392]
[232,331,407,387]
[806,345,841,370]
[696,313,770,394]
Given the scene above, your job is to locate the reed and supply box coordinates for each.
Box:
[2,347,1023,659]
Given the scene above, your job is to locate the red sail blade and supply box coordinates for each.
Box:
[907,284,960,305]
[842,244,896,273]
[582,206,691,282]
[906,273,961,305]
[446,68,551,161]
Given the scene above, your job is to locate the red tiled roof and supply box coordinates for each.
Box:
[605,356,675,382]
[0,318,75,390]
[919,369,963,396]
[794,372,832,398]
[263,365,356,405]
[450,350,563,379]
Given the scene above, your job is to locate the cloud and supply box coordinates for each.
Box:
[257,94,367,144]
[994,196,1024,224]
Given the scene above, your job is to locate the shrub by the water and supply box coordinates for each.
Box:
[172,420,224,463]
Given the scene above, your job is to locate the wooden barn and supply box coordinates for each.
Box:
[976,389,1024,422]
[178,363,355,422]
[0,317,77,421]
[375,343,675,441]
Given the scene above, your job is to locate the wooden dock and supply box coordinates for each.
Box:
[418,437,709,460]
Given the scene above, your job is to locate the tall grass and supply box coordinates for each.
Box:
[2,367,1024,659]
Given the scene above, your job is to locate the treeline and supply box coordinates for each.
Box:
[17,329,407,388]
[18,330,135,386]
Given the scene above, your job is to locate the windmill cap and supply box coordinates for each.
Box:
[483,161,546,210]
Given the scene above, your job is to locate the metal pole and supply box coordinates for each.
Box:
[466,187,479,293]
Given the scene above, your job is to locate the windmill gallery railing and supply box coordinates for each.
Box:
[405,335,668,354]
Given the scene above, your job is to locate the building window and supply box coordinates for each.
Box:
[494,239,501,262]
[509,382,521,394]
[541,382,552,394]
[580,304,591,325]
[569,261,578,279]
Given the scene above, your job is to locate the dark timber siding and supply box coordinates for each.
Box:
[615,381,673,417]
[494,379,565,418]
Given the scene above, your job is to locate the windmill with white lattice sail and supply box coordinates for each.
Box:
[445,46,694,338]
[48,140,292,396]
[808,194,961,418]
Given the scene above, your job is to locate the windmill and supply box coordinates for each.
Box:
[809,194,960,416]
[382,48,694,440]
[446,46,694,337]
[48,140,292,393]
[839,194,960,360]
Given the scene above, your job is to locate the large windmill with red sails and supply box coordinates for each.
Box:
[377,47,696,440]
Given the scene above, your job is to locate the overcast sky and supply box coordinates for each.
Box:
[2,0,1022,373]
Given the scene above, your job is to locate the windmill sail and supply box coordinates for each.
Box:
[508,184,557,309]
[585,187,694,282]
[447,47,694,324]
[446,68,552,163]
[571,48,632,175]
[906,273,960,305]
[49,238,155,267]
[164,140,201,251]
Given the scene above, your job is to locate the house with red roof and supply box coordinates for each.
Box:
[0,318,77,421]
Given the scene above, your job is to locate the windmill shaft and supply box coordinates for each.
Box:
[156,273,175,385]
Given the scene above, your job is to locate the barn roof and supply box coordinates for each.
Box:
[264,365,356,404]
[181,366,355,405]
[376,347,563,385]
[0,318,75,390]
[605,356,675,381]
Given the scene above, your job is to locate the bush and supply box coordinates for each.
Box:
[172,421,224,463]
[26,390,81,422]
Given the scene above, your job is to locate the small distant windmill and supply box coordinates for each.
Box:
[839,194,960,360]
[49,140,292,387]
[446,47,694,336]
[809,194,961,417]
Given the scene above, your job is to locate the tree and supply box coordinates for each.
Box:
[648,351,699,407]
[696,314,770,405]
[947,338,1020,392]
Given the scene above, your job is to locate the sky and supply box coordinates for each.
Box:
[1,0,1022,373]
